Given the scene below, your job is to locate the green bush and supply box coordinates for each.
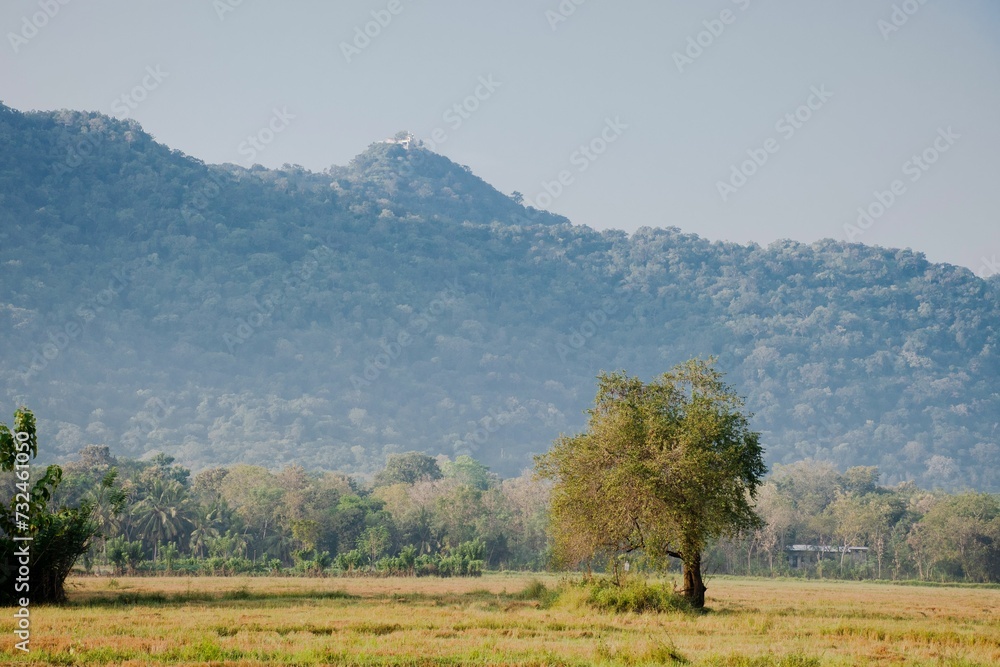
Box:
[334,549,366,573]
[586,577,692,614]
[414,554,438,577]
[106,537,145,575]
[438,539,485,577]
[293,549,332,575]
[513,579,560,607]
[411,541,485,577]
[374,545,417,576]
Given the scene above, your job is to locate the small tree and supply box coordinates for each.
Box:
[536,360,766,608]
[442,455,494,490]
[106,537,144,575]
[357,525,391,569]
[158,541,180,573]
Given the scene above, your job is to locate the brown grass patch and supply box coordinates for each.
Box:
[0,575,996,665]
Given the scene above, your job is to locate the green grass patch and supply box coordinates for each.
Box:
[886,579,1000,590]
[586,577,693,614]
[512,578,561,607]
[353,622,403,635]
[700,655,821,667]
[69,587,358,608]
[214,622,336,636]
[596,637,690,665]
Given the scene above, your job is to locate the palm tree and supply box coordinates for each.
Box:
[188,503,223,558]
[133,480,193,560]
[80,470,128,570]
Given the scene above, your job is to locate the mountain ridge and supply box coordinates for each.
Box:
[1,103,997,489]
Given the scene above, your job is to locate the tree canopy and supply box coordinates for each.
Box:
[372,452,442,487]
[536,359,766,607]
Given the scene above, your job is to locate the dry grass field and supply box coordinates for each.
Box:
[1,574,998,666]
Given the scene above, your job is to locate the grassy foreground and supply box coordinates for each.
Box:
[1,574,998,666]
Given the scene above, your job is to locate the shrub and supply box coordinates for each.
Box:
[293,549,332,575]
[334,549,366,574]
[586,577,692,614]
[513,579,560,607]
[107,537,145,575]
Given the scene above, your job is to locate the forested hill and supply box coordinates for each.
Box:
[1,103,998,489]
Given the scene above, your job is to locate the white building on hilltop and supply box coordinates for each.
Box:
[384,131,418,149]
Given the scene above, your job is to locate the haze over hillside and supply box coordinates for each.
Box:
[2,103,998,489]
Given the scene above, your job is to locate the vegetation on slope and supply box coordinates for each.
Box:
[1,103,998,489]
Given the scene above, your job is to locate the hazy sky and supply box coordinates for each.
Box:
[3,0,998,274]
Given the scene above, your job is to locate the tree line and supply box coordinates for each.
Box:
[2,400,998,605]
[705,460,1000,583]
[7,444,1000,588]
[47,446,549,579]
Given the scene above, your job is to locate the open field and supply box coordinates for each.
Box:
[2,575,998,666]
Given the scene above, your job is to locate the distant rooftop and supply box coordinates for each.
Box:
[786,545,869,553]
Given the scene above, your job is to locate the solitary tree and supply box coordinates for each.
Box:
[357,525,391,568]
[536,359,766,608]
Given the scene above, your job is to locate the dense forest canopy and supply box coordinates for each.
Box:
[1,102,998,488]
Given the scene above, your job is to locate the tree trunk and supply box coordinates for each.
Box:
[681,552,707,609]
